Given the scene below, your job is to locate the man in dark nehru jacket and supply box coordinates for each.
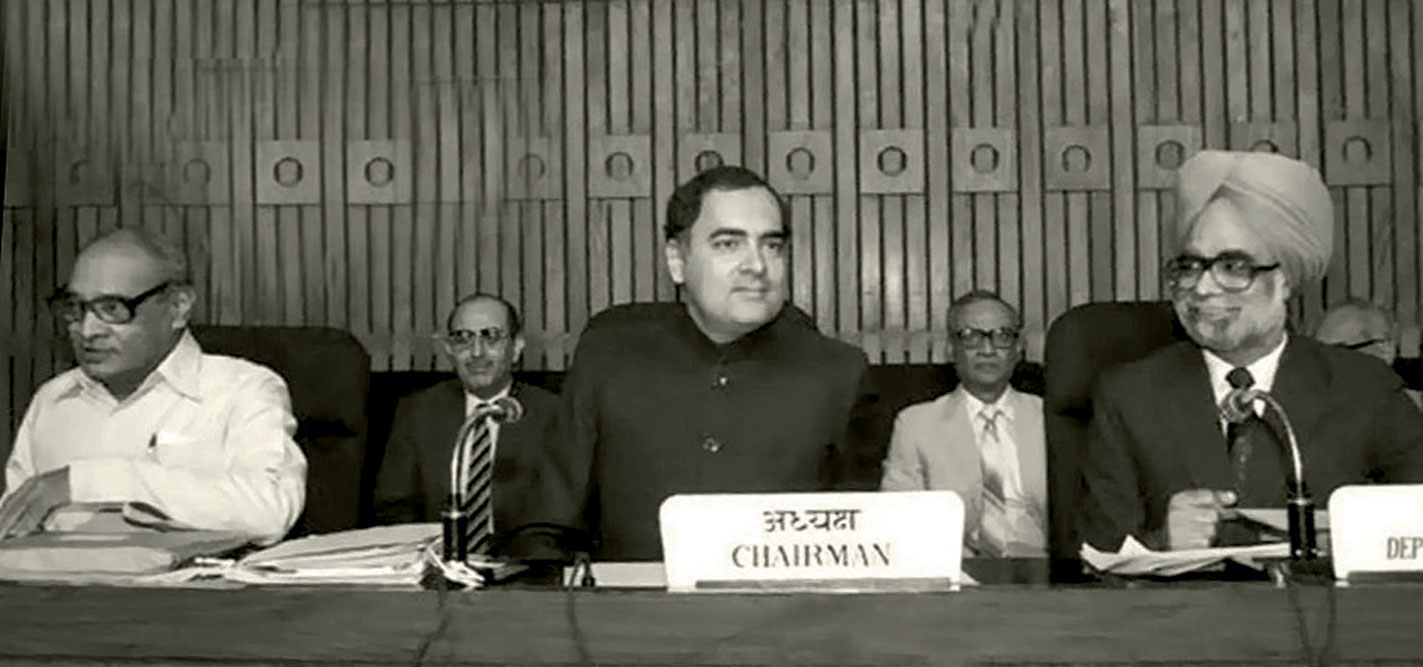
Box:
[1079,150,1423,553]
[538,165,885,561]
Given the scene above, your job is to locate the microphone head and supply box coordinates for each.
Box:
[491,395,524,425]
[1221,388,1259,424]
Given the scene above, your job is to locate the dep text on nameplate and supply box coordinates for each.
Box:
[659,491,964,593]
[1330,484,1423,582]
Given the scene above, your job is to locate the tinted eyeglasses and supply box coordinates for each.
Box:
[47,282,173,325]
[1164,251,1281,293]
[436,327,510,351]
[952,327,1021,350]
[1333,338,1389,351]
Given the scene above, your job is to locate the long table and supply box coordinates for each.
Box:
[3,563,1422,665]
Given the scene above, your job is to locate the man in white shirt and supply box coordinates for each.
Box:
[0,229,306,543]
[881,291,1047,557]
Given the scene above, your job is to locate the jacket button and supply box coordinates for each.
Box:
[702,436,723,453]
[713,375,729,389]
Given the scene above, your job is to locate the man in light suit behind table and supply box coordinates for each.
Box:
[880,291,1047,557]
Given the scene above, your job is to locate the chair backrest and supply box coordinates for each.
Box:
[1042,301,1189,558]
[191,325,371,536]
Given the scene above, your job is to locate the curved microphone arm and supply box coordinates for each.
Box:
[1233,389,1307,497]
[1229,388,1317,560]
[443,396,526,563]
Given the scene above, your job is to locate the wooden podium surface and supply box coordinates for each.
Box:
[2,562,1422,666]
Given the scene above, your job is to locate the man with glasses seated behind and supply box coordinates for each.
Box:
[1314,298,1423,409]
[372,294,559,557]
[1079,150,1423,554]
[1,228,306,543]
[881,291,1046,557]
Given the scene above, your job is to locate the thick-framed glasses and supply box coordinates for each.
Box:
[1334,338,1389,351]
[952,327,1020,350]
[436,327,510,351]
[47,282,172,325]
[1164,252,1280,293]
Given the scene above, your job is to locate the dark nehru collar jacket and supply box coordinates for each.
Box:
[1079,336,1423,551]
[539,302,888,561]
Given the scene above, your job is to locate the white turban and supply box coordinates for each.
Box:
[1174,150,1334,286]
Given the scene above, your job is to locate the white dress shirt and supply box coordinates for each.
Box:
[1202,334,1287,429]
[3,331,307,543]
[462,383,512,459]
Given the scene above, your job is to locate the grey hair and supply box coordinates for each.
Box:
[82,227,191,285]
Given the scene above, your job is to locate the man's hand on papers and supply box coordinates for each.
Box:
[0,467,72,540]
[1167,489,1236,550]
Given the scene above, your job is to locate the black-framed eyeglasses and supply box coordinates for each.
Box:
[47,282,173,325]
[1164,252,1280,293]
[1333,338,1389,351]
[436,327,510,351]
[952,327,1020,350]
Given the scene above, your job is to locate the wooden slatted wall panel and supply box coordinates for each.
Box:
[2,0,1422,453]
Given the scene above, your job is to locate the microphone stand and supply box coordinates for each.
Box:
[1252,392,1318,562]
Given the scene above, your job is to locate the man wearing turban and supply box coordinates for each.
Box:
[1079,150,1423,553]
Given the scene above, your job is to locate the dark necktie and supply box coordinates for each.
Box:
[1225,367,1261,492]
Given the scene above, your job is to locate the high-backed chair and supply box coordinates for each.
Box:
[191,325,370,536]
[1042,301,1189,559]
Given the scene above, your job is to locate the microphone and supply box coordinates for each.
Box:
[443,395,526,564]
[1225,388,1318,561]
[1221,387,1257,424]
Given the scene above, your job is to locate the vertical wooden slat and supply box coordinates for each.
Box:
[365,1,390,366]
[411,0,437,371]
[498,2,524,318]
[948,0,973,303]
[518,1,546,363]
[810,0,837,337]
[389,1,413,369]
[586,1,610,314]
[1364,0,1389,305]
[320,0,346,333]
[994,0,1019,320]
[1296,0,1324,321]
[740,0,765,177]
[924,0,950,362]
[1200,0,1225,148]
[1063,0,1090,308]
[344,0,370,337]
[833,0,858,345]
[298,0,324,333]
[253,0,280,325]
[970,0,995,292]
[277,0,302,328]
[1109,0,1135,302]
[543,4,569,367]
[630,0,655,303]
[1137,0,1161,302]
[856,0,881,361]
[564,2,589,338]
[903,0,928,362]
[879,0,904,362]
[1017,0,1045,362]
[1086,0,1113,303]
[1389,0,1418,349]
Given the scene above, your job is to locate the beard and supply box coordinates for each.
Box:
[1174,288,1289,357]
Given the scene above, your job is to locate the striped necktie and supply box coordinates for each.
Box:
[976,406,1009,557]
[460,411,495,556]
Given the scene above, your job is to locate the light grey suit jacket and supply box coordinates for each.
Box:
[880,386,1048,554]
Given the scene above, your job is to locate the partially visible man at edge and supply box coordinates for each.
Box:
[1079,150,1423,553]
[0,228,306,543]
[535,165,887,561]
[1314,298,1423,409]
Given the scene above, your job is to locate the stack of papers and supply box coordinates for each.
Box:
[0,529,253,583]
[1081,536,1289,577]
[226,523,441,588]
